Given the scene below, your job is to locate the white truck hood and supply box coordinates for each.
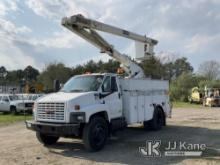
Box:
[37,92,92,102]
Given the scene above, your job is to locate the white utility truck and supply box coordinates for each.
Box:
[0,94,34,114]
[26,14,172,151]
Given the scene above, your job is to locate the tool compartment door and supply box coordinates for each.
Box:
[131,95,138,123]
[122,91,138,124]
[137,95,145,122]
[144,92,154,121]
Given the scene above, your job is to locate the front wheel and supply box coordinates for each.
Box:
[83,116,108,152]
[36,132,59,145]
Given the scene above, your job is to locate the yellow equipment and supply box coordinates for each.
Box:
[188,87,203,104]
[24,82,44,93]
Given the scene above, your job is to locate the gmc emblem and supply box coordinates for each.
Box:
[45,110,55,114]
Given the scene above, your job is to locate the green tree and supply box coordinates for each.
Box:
[5,66,39,85]
[163,57,193,80]
[0,66,7,78]
[83,60,99,73]
[72,65,85,75]
[100,59,120,73]
[6,71,19,84]
[24,65,39,81]
[72,59,120,75]
[141,56,165,79]
[0,66,8,86]
[198,79,220,89]
[37,63,72,90]
[170,73,199,101]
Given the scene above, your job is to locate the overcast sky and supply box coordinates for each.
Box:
[0,0,219,71]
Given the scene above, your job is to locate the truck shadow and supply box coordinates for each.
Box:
[48,125,220,165]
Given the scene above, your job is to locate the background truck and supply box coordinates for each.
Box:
[0,94,34,114]
[203,87,220,107]
[26,14,172,151]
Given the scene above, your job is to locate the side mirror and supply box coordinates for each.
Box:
[94,93,103,99]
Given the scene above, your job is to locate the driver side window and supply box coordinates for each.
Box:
[102,76,111,92]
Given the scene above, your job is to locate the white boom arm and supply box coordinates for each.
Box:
[61,14,158,78]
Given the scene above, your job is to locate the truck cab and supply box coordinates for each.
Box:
[33,73,122,123]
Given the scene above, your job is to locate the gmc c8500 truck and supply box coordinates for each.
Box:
[26,14,172,151]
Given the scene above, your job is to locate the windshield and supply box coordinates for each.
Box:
[9,95,19,101]
[61,75,104,92]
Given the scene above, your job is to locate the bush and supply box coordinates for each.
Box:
[170,73,199,101]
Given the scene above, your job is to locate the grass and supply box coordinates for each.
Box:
[172,101,203,108]
[0,113,33,125]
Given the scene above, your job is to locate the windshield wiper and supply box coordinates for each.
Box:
[70,89,84,92]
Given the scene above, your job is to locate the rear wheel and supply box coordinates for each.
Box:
[36,132,59,145]
[83,116,108,152]
[144,107,164,131]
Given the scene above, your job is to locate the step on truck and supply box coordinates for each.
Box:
[26,14,172,151]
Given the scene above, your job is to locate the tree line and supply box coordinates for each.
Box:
[0,57,220,101]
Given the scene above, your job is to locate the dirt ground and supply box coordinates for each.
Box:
[0,108,220,165]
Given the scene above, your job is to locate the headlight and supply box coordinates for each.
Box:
[74,105,80,110]
[70,112,85,123]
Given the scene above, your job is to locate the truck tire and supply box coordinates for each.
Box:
[36,132,59,145]
[10,106,17,115]
[83,116,108,152]
[145,107,164,131]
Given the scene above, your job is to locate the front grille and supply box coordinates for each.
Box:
[37,102,65,121]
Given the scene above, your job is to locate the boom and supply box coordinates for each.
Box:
[61,14,158,78]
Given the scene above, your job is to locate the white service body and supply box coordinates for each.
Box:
[120,78,171,124]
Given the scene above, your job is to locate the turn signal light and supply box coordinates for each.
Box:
[75,105,80,110]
